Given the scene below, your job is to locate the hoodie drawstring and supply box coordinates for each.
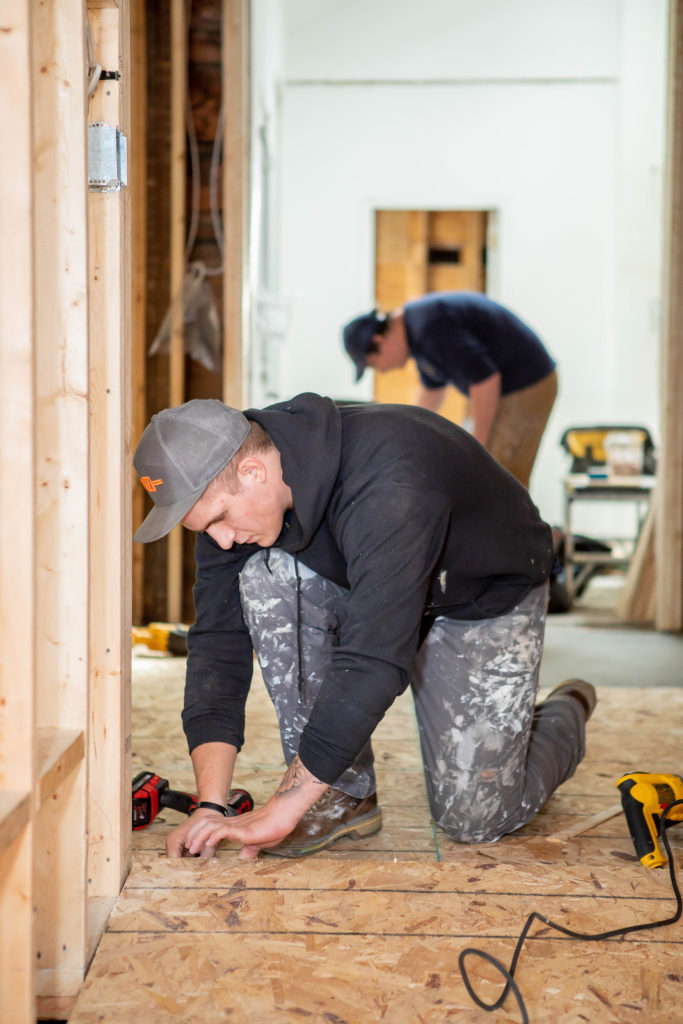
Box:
[294,553,305,701]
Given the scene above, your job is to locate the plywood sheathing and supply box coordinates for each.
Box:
[79,856,682,1021]
[70,652,683,1023]
[73,934,683,1024]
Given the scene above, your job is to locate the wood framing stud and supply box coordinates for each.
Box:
[222,0,249,409]
[656,0,683,631]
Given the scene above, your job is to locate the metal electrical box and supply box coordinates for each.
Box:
[88,122,128,192]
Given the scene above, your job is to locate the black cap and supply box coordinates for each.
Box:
[342,310,385,381]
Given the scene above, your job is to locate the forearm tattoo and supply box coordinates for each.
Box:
[275,755,326,800]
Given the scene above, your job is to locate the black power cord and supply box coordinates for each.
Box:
[458,799,683,1024]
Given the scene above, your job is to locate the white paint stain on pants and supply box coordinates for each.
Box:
[240,550,586,842]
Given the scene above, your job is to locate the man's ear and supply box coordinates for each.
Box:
[238,457,266,484]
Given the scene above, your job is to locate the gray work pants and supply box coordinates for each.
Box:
[239,549,585,844]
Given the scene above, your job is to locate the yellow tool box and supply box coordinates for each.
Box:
[132,622,189,656]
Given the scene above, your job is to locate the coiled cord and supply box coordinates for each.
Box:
[458,799,683,1024]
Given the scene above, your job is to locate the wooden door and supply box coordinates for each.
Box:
[373,209,488,425]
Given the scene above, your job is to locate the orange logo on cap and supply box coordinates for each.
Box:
[141,476,163,493]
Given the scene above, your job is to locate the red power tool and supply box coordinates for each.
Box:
[132,770,254,830]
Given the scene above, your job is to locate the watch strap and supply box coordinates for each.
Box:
[195,800,229,817]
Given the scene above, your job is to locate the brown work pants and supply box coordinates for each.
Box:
[487,370,558,488]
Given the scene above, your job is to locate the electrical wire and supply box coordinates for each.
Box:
[184,1,224,275]
[86,16,102,96]
[183,0,201,264]
[206,98,225,274]
[458,799,683,1024]
[146,1,226,367]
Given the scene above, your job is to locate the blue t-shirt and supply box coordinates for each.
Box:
[403,292,556,396]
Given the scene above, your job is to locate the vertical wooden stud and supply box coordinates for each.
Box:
[87,0,132,905]
[222,0,249,409]
[32,0,90,1008]
[170,0,187,413]
[0,1,36,1018]
[131,0,148,625]
[34,0,90,739]
[656,0,683,632]
[167,0,187,623]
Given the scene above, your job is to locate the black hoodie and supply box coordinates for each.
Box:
[183,393,554,784]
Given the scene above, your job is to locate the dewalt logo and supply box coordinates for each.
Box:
[141,476,163,493]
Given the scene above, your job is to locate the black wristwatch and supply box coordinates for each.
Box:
[194,800,229,817]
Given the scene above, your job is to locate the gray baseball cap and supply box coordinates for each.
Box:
[133,399,250,543]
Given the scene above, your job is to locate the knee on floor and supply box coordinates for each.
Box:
[437,818,506,845]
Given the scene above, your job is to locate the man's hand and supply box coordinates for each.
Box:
[165,739,239,857]
[180,755,328,861]
[181,798,301,860]
[166,807,224,858]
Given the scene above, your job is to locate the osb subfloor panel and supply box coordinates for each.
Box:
[69,652,683,1023]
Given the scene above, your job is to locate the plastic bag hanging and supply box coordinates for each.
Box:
[148,261,222,373]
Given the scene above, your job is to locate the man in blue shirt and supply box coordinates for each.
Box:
[343,291,558,487]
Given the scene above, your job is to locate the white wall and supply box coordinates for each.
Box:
[250,0,667,528]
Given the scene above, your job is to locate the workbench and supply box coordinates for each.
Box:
[562,473,656,604]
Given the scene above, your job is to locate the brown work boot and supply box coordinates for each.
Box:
[544,678,597,721]
[264,789,382,858]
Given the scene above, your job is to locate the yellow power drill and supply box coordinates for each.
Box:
[617,772,683,868]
